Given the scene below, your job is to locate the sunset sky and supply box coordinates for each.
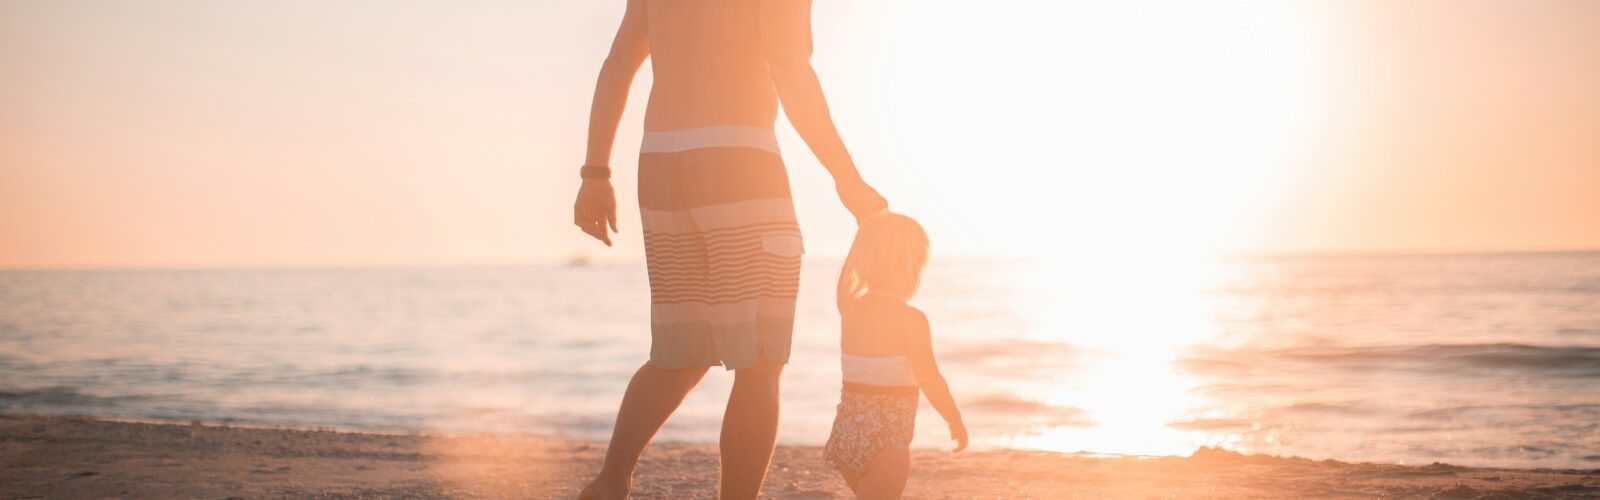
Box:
[2,0,1597,269]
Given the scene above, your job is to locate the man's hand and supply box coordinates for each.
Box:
[949,418,969,452]
[836,178,888,222]
[574,179,618,246]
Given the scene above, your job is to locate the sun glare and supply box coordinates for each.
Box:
[1027,350,1201,457]
[868,1,1330,457]
[884,1,1330,258]
[995,257,1229,457]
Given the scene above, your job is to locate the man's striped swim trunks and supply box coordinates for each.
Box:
[638,125,802,370]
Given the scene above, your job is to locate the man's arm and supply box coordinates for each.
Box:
[761,0,887,219]
[584,0,650,168]
[574,0,649,246]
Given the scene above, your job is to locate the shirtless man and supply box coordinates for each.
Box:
[572,0,889,496]
[572,0,886,498]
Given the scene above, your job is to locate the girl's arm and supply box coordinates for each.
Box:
[760,0,888,220]
[906,308,969,451]
[574,0,650,246]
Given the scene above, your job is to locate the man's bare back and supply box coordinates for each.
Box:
[642,0,779,131]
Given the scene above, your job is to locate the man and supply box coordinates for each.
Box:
[573,0,885,498]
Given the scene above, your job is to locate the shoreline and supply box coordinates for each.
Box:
[75,413,1600,472]
[3,415,1596,498]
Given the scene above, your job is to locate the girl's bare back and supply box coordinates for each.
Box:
[840,296,918,359]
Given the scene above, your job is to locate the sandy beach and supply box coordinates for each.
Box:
[0,415,1594,499]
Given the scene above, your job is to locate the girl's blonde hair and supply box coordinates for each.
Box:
[838,212,930,304]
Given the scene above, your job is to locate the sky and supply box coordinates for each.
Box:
[1,0,1597,269]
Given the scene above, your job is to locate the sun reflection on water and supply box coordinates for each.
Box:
[1001,256,1238,457]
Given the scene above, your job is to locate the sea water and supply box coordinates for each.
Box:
[1,252,1596,468]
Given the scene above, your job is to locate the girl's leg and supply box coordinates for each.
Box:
[853,446,911,500]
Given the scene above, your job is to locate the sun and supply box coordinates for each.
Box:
[880,0,1331,260]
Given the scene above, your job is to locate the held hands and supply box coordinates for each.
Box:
[574,179,618,246]
[836,177,888,222]
[949,417,969,452]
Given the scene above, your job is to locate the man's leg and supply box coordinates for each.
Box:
[580,362,710,500]
[718,360,785,499]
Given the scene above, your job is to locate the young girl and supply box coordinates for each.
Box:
[824,213,967,498]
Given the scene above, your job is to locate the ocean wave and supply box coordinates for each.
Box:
[1183,343,1600,376]
[215,364,602,388]
[965,394,1092,427]
[941,340,1081,364]
[1273,402,1377,415]
[1406,403,1600,421]
[0,386,152,408]
[1166,418,1256,432]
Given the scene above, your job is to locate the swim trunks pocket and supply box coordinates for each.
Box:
[760,234,805,257]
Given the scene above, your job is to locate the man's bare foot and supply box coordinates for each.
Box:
[577,477,630,500]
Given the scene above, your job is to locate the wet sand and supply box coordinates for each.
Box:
[1,415,1595,499]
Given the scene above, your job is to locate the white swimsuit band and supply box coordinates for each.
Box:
[841,353,917,387]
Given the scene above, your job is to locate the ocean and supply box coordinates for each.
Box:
[1,252,1596,469]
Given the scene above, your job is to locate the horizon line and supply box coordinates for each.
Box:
[2,246,1598,272]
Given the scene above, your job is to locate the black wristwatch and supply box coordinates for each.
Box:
[580,165,611,179]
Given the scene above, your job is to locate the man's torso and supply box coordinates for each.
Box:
[642,0,779,131]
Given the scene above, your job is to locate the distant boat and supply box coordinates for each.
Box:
[565,254,593,268]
